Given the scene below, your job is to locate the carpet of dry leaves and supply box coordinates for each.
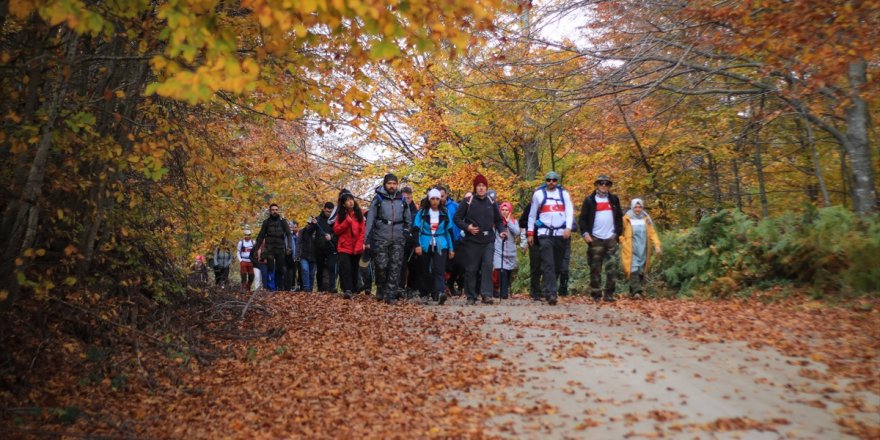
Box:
[1,289,878,439]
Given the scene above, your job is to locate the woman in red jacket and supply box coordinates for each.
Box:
[332,190,366,299]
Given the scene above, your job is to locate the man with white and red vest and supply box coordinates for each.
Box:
[527,171,574,306]
[577,174,624,302]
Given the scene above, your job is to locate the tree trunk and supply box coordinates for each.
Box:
[844,59,877,214]
[800,113,830,206]
[753,97,769,218]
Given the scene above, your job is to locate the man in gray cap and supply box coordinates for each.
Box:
[527,171,574,305]
[577,174,624,302]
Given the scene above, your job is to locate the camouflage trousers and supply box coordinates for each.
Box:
[588,236,619,298]
[373,240,405,301]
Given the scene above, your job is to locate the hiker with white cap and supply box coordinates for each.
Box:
[236,229,256,289]
[620,198,662,298]
[527,171,574,305]
[412,188,456,305]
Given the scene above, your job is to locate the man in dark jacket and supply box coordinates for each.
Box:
[314,202,338,293]
[299,217,318,292]
[400,186,421,298]
[252,203,292,292]
[577,174,624,302]
[365,173,412,304]
[454,174,508,305]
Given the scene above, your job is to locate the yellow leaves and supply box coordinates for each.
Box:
[8,0,42,19]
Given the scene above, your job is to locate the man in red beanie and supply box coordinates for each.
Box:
[453,174,508,305]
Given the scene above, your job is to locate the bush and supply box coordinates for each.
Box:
[655,207,880,297]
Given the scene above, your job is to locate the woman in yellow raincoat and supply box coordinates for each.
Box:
[620,198,661,297]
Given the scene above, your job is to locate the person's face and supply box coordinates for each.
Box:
[292,224,299,233]
[322,207,332,216]
[430,196,440,209]
[634,204,643,215]
[439,190,448,203]
[500,206,510,217]
[384,180,398,193]
[475,183,488,197]
[344,198,355,209]
[596,180,611,194]
[270,205,280,217]
[546,177,558,190]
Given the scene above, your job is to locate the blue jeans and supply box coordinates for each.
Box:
[300,259,317,292]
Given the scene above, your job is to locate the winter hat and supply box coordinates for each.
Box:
[631,198,644,210]
[383,173,398,184]
[323,201,334,209]
[545,171,561,181]
[428,188,442,199]
[500,202,513,213]
[196,255,204,262]
[473,174,489,191]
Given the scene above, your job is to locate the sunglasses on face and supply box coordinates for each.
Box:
[597,181,611,186]
[546,178,558,182]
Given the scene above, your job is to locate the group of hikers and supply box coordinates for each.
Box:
[196,172,662,305]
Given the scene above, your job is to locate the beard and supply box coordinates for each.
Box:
[271,212,279,219]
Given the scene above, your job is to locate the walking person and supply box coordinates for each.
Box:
[400,186,421,298]
[212,238,233,287]
[494,202,520,300]
[236,229,256,290]
[453,174,508,305]
[314,202,339,293]
[620,199,662,298]
[364,173,412,304]
[299,217,318,292]
[577,175,624,302]
[286,221,302,291]
[252,203,292,292]
[413,188,456,305]
[527,171,574,306]
[333,190,366,299]
[439,186,464,297]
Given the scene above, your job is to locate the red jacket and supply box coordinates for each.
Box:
[332,210,365,255]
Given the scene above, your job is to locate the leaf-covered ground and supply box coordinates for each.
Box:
[1,291,878,439]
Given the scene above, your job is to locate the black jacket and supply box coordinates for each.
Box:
[313,212,337,254]
[253,215,291,255]
[453,194,507,244]
[577,191,623,238]
[299,224,316,262]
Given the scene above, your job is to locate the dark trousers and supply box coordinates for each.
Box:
[374,240,405,300]
[538,236,566,301]
[402,244,420,293]
[283,255,300,291]
[558,238,572,296]
[359,261,373,293]
[446,245,466,294]
[588,236,619,298]
[213,266,229,286]
[528,243,542,299]
[338,252,362,293]
[264,249,286,292]
[315,250,338,292]
[418,249,448,296]
[496,269,513,299]
[463,240,494,301]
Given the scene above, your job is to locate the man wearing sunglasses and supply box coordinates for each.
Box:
[577,175,624,302]
[527,171,574,306]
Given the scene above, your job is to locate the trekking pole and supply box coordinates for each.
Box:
[500,233,506,300]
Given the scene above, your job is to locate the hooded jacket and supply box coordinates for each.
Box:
[253,215,291,255]
[365,185,412,245]
[333,210,366,255]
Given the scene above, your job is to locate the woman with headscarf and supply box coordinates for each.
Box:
[333,190,366,299]
[493,202,520,299]
[413,188,456,305]
[620,198,662,298]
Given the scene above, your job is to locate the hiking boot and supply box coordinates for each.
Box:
[603,294,616,303]
[438,293,447,305]
[481,296,494,305]
[531,295,544,302]
[343,291,352,300]
[431,291,439,302]
[591,295,602,303]
[547,296,558,305]
[466,298,477,305]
